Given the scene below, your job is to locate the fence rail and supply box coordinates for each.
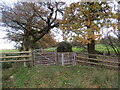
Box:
[76,53,119,69]
[76,60,119,68]
[76,56,119,64]
[0,51,31,54]
[76,53,117,58]
[0,50,33,63]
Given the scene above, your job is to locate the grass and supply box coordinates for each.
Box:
[41,44,116,53]
[3,65,118,88]
[0,49,19,53]
[95,44,115,53]
[41,47,57,52]
[40,47,86,52]
[0,44,116,53]
[72,46,87,52]
[72,44,117,53]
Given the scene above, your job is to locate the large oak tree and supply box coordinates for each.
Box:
[59,2,118,59]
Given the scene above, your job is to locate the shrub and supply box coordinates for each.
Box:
[57,41,72,52]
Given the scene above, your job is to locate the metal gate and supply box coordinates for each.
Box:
[33,49,76,66]
[33,49,56,65]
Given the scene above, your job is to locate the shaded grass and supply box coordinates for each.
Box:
[3,65,118,88]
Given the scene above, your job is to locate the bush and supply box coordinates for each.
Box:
[57,41,72,52]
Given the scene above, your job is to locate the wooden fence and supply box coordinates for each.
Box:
[76,53,119,70]
[0,50,33,66]
[0,49,119,70]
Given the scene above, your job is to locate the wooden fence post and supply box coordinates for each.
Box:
[55,50,59,65]
[62,53,64,66]
[3,53,5,61]
[29,49,33,66]
[23,57,26,67]
[54,50,56,64]
[73,53,76,66]
[33,50,35,66]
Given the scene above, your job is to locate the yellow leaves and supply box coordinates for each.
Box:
[75,36,86,45]
[74,32,101,45]
[84,20,90,26]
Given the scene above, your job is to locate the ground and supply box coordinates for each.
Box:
[3,65,118,88]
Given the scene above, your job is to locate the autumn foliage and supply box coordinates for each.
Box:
[59,2,117,45]
[59,2,118,57]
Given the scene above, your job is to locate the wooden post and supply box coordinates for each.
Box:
[62,53,64,66]
[73,53,76,66]
[103,51,106,57]
[23,51,27,67]
[29,49,33,67]
[102,51,106,62]
[33,50,35,66]
[54,50,57,64]
[3,53,5,61]
[55,50,59,65]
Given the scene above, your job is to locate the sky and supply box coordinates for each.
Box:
[0,0,118,49]
[0,0,18,49]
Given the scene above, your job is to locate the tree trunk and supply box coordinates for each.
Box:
[87,40,98,63]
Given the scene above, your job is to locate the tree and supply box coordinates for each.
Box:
[1,1,64,50]
[34,33,57,49]
[106,19,120,56]
[59,2,117,59]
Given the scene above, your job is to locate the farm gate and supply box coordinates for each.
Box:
[33,49,76,66]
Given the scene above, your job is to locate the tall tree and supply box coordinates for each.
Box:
[1,1,64,50]
[59,2,117,59]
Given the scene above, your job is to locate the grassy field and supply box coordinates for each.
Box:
[95,44,116,53]
[42,44,115,53]
[3,65,118,88]
[0,44,116,53]
[0,49,19,53]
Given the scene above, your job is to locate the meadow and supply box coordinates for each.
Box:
[42,44,115,53]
